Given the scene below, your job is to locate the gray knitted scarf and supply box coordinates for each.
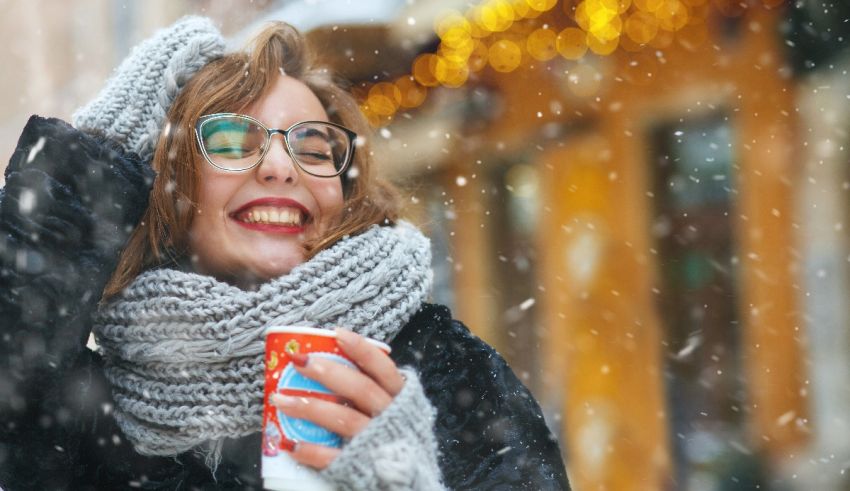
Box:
[92,222,432,461]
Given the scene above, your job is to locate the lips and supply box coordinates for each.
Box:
[230,197,311,233]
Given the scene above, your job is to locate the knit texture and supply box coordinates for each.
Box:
[321,368,446,490]
[72,16,225,162]
[92,222,432,461]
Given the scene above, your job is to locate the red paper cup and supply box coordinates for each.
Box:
[262,326,391,491]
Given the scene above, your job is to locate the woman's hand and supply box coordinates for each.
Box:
[269,328,405,469]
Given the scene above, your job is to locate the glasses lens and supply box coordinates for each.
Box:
[287,123,352,177]
[200,116,266,170]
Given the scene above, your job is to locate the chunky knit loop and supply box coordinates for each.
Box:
[92,222,432,458]
[72,16,225,162]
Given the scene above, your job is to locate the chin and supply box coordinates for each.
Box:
[251,257,303,281]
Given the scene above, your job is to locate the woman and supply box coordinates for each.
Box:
[0,16,569,490]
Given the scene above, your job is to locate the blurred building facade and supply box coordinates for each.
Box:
[2,1,849,490]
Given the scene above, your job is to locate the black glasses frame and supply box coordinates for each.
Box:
[194,113,357,177]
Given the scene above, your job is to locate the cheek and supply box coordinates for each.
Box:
[188,173,236,256]
[313,179,345,215]
[195,170,240,219]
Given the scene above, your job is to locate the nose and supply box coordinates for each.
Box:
[256,133,298,184]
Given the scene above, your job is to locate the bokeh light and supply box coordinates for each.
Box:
[557,27,589,60]
[648,27,675,47]
[634,0,665,12]
[468,40,491,71]
[412,53,440,87]
[367,82,401,116]
[395,76,428,109]
[527,27,559,61]
[587,31,620,55]
[478,1,514,32]
[656,0,690,31]
[358,0,783,126]
[525,0,559,12]
[435,10,471,39]
[435,56,471,87]
[489,39,523,72]
[625,10,659,44]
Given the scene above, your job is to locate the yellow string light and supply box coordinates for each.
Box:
[489,39,523,72]
[591,15,623,42]
[510,0,534,18]
[395,76,428,108]
[587,31,620,54]
[479,1,515,31]
[655,0,690,31]
[633,0,665,13]
[435,56,471,87]
[648,27,675,47]
[526,0,559,11]
[575,2,590,30]
[367,82,401,116]
[467,40,490,71]
[556,27,589,59]
[615,0,633,13]
[412,54,440,87]
[356,0,718,125]
[527,27,559,61]
[625,10,659,44]
[435,10,470,38]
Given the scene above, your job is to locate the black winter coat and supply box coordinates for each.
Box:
[0,116,570,490]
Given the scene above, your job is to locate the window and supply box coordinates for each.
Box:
[651,114,767,489]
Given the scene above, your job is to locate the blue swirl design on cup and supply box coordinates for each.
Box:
[276,352,356,447]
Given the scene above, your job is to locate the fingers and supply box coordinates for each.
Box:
[269,331,408,472]
[295,355,392,416]
[270,393,370,438]
[335,328,405,396]
[289,441,340,470]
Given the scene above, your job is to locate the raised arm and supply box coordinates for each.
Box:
[0,116,153,487]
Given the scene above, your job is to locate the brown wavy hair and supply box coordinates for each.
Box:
[103,22,400,298]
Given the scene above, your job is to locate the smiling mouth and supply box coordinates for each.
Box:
[235,206,306,226]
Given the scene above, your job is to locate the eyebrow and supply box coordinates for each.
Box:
[297,127,331,142]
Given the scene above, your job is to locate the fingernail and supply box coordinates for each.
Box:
[280,439,296,452]
[270,394,297,407]
[290,353,309,367]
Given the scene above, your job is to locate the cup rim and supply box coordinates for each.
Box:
[265,325,391,353]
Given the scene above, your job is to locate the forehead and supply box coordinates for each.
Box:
[245,75,329,126]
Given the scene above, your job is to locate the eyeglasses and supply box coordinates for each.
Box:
[194,113,357,177]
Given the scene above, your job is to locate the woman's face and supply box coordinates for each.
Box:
[188,75,345,286]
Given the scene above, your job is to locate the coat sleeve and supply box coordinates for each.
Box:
[390,305,571,490]
[0,116,154,489]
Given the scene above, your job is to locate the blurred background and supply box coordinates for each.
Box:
[1,0,848,489]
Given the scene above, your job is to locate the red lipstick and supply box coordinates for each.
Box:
[230,197,310,234]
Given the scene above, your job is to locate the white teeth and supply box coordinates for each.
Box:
[239,206,303,226]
